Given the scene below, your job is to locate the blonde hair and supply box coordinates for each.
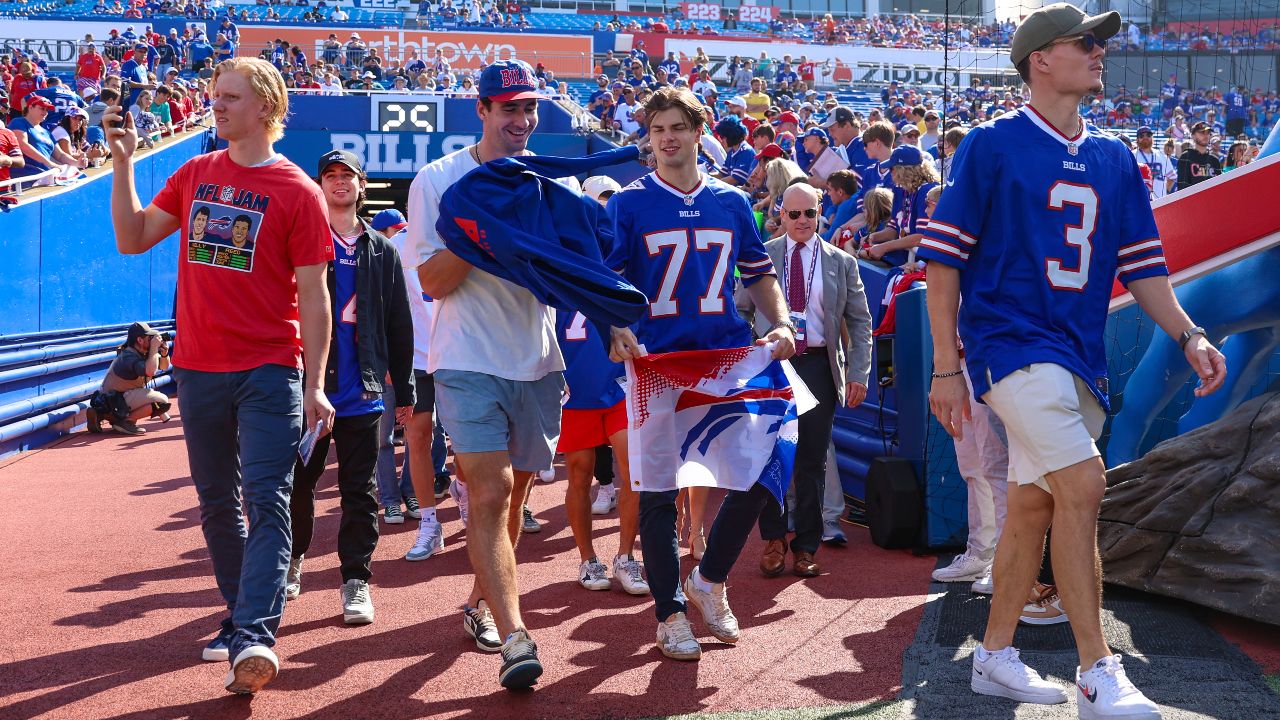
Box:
[890,161,940,193]
[211,57,289,142]
[926,185,942,204]
[764,159,806,206]
[863,187,894,230]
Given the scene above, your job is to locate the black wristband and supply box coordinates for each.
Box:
[931,369,963,379]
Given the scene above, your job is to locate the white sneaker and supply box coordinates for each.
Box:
[224,645,279,695]
[405,520,444,561]
[591,484,618,515]
[971,644,1068,704]
[538,468,557,483]
[683,569,739,643]
[1076,655,1161,720]
[450,478,469,529]
[284,555,303,601]
[613,554,649,595]
[971,568,994,595]
[933,552,990,582]
[578,558,611,591]
[656,612,702,660]
[341,579,375,624]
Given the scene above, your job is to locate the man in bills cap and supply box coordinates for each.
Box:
[920,5,1223,718]
[402,57,558,691]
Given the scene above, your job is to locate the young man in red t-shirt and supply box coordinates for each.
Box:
[0,120,25,182]
[105,56,335,697]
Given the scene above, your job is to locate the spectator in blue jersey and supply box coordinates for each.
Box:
[32,77,86,130]
[847,120,898,225]
[820,169,860,250]
[187,36,213,70]
[606,86,797,663]
[712,117,754,187]
[920,5,1227,717]
[286,150,416,625]
[119,45,155,111]
[1222,84,1249,138]
[657,51,680,78]
[860,144,939,269]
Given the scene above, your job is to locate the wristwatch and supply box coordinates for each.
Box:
[1179,326,1207,349]
[769,319,798,336]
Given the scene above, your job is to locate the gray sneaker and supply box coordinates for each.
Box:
[578,558,611,591]
[522,506,542,534]
[683,570,740,643]
[341,579,374,624]
[285,556,303,601]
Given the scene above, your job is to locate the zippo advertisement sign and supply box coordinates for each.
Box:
[236,26,592,77]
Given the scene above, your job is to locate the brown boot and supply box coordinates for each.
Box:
[792,551,820,578]
[760,538,786,577]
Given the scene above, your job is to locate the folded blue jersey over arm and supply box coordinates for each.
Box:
[438,145,649,329]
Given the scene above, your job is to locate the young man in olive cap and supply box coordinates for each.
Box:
[918,4,1226,719]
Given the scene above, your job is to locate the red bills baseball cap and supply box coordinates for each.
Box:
[478,60,543,102]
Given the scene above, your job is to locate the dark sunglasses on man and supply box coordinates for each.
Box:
[1045,32,1107,54]
[786,208,819,220]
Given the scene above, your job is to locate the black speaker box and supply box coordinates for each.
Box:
[866,457,922,549]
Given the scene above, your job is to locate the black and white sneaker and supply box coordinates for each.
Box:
[499,629,543,690]
[404,496,422,520]
[463,600,502,652]
[522,506,542,534]
[434,474,450,499]
[383,505,404,525]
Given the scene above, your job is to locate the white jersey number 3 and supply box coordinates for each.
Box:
[645,229,733,317]
[1045,182,1098,291]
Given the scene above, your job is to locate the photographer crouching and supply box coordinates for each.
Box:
[87,321,173,435]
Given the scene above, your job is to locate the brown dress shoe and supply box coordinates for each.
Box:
[760,538,787,577]
[792,551,820,577]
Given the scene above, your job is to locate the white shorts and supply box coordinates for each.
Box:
[981,363,1105,494]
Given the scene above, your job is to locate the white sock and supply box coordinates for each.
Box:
[421,507,438,524]
[692,567,714,593]
[975,644,992,661]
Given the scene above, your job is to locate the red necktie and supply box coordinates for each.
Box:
[788,241,807,354]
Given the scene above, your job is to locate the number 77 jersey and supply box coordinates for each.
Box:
[606,172,775,354]
[916,107,1167,411]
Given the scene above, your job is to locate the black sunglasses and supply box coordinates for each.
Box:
[1047,33,1107,53]
[785,209,819,220]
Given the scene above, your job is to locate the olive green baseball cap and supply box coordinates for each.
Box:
[1010,2,1122,66]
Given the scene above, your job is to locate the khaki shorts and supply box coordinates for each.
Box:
[123,387,169,412]
[981,363,1105,494]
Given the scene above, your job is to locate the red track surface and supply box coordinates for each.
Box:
[1,407,934,720]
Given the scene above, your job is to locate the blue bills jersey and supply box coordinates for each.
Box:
[607,172,775,354]
[329,232,384,418]
[721,142,756,185]
[917,107,1166,411]
[556,309,625,410]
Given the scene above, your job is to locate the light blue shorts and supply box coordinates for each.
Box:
[433,369,564,472]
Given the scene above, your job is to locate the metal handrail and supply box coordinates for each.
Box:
[0,167,60,196]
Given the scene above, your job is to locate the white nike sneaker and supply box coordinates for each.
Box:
[933,552,990,582]
[1076,655,1162,720]
[591,484,618,515]
[971,644,1068,704]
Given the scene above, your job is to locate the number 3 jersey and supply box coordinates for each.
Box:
[606,172,775,354]
[916,107,1167,410]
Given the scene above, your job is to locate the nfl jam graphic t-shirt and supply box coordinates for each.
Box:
[153,150,334,373]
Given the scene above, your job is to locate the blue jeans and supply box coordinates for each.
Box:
[639,483,773,621]
[375,386,414,508]
[175,364,302,663]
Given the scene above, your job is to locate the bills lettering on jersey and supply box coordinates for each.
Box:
[607,172,775,354]
[917,106,1166,411]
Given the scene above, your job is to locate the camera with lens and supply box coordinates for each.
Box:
[159,332,172,343]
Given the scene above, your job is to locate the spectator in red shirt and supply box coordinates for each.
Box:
[8,62,45,118]
[76,45,107,95]
[0,119,25,184]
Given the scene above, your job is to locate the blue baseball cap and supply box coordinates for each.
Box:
[477,59,542,102]
[803,127,829,142]
[883,144,925,169]
[1136,125,1154,135]
[371,209,408,233]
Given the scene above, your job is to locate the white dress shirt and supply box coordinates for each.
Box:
[782,234,826,348]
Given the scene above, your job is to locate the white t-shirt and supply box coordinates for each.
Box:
[1132,147,1175,199]
[390,229,433,371]
[614,100,641,136]
[403,147,564,381]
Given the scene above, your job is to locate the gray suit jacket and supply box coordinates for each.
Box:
[738,237,874,404]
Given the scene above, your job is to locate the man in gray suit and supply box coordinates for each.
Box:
[739,184,873,577]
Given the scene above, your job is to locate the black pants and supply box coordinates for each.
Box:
[758,350,838,555]
[289,411,381,582]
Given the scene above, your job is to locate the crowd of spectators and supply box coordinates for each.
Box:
[0,26,212,191]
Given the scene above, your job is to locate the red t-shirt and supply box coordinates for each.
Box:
[0,127,20,183]
[151,150,334,372]
[798,61,816,82]
[76,52,105,81]
[8,75,43,113]
[167,98,185,126]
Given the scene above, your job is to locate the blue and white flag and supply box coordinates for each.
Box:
[624,344,815,503]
